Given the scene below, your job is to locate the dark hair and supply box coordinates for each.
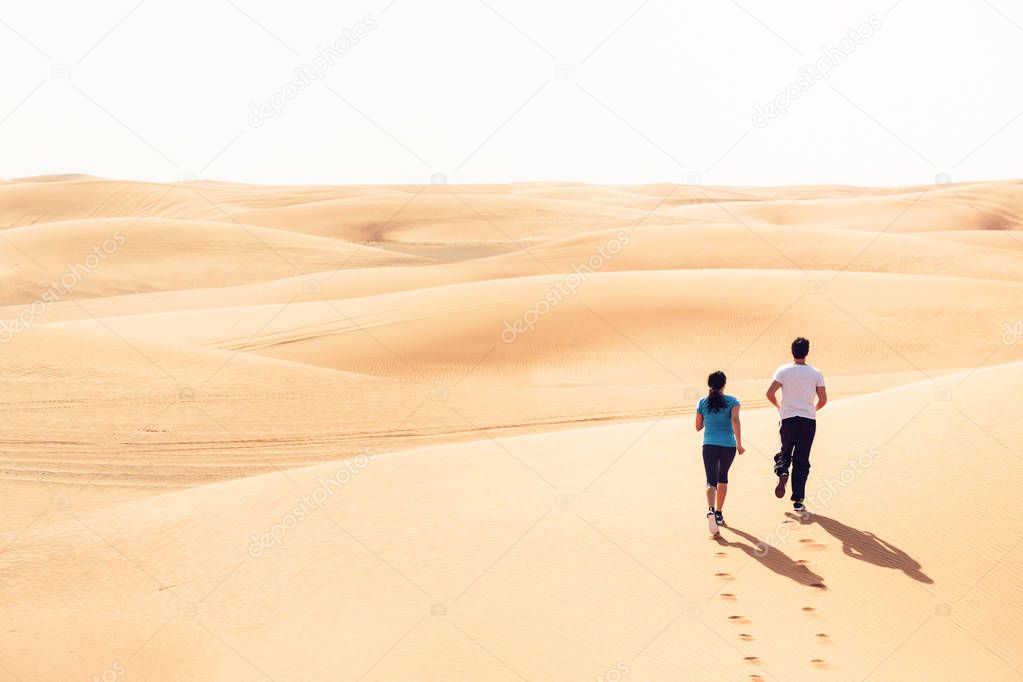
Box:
[791,337,810,359]
[707,371,727,412]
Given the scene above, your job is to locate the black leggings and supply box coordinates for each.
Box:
[703,444,737,486]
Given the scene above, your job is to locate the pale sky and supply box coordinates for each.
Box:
[1,0,1021,186]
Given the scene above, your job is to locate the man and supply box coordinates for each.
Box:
[766,337,827,512]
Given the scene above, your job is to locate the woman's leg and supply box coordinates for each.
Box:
[702,445,718,508]
[715,483,728,511]
[715,447,738,510]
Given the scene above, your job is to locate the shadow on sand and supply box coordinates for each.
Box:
[716,526,827,589]
[786,513,933,584]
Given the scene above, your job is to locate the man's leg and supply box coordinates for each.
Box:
[790,418,817,501]
[773,419,796,498]
[775,419,796,476]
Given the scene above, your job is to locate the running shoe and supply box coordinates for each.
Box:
[774,473,789,498]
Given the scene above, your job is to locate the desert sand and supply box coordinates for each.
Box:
[1,176,1022,680]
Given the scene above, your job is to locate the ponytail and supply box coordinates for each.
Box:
[706,370,727,412]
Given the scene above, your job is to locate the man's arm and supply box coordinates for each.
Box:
[766,380,782,408]
[816,386,828,411]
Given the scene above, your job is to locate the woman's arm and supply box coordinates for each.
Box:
[731,405,745,454]
[695,412,704,432]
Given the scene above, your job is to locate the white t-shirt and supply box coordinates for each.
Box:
[773,363,825,420]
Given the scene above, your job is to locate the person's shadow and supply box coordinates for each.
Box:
[716,526,826,589]
[786,513,933,584]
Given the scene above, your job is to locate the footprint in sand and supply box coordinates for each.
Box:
[801,607,816,613]
[739,633,754,641]
[750,676,764,681]
[798,539,826,551]
[796,559,811,565]
[811,658,830,669]
[714,572,735,581]
[816,633,831,643]
[715,552,727,558]
[743,656,761,664]
[728,615,751,624]
[720,593,737,601]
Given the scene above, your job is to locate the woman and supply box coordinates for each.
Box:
[695,370,744,527]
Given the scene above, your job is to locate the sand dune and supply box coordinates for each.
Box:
[2,363,1020,680]
[47,270,1023,387]
[7,176,1020,241]
[0,217,434,304]
[1,176,1021,681]
[14,216,1023,331]
[658,181,1023,234]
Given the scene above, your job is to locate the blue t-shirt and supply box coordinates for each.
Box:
[697,394,739,447]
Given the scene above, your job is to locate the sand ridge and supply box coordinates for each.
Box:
[1,176,1021,680]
